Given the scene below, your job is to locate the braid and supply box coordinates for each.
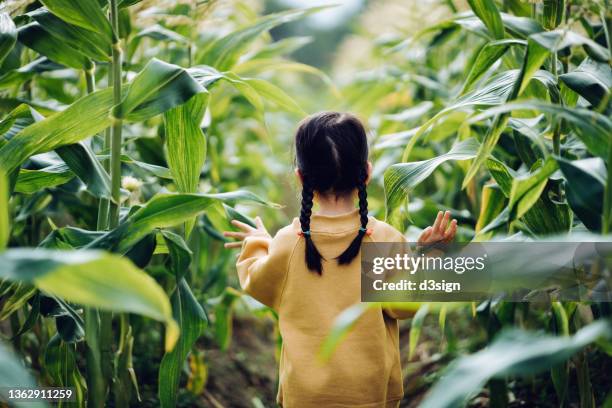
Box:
[338,167,369,265]
[300,180,323,274]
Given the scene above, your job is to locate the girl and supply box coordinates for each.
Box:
[223,112,457,407]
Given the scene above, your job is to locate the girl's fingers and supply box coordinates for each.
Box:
[223,231,247,239]
[418,226,433,244]
[224,241,242,249]
[255,216,269,234]
[432,211,443,232]
[444,219,457,241]
[439,210,451,232]
[231,219,255,232]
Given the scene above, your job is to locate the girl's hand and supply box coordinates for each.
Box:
[418,210,457,245]
[223,216,271,249]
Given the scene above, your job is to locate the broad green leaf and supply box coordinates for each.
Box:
[242,78,305,115]
[556,157,605,232]
[29,8,111,62]
[40,0,113,42]
[0,169,8,250]
[0,248,178,351]
[0,13,17,65]
[159,280,206,408]
[469,101,611,159]
[318,303,373,362]
[158,232,205,408]
[508,157,558,219]
[408,304,429,360]
[247,36,312,60]
[44,335,86,406]
[56,142,112,199]
[540,0,565,30]
[18,22,92,70]
[461,34,550,188]
[164,92,207,197]
[474,184,506,240]
[91,190,279,253]
[112,58,206,121]
[197,7,325,71]
[15,165,74,194]
[135,24,188,44]
[386,139,480,217]
[0,341,48,408]
[461,39,526,94]
[530,29,609,63]
[420,320,611,408]
[0,87,115,174]
[209,287,241,351]
[466,0,505,39]
[559,58,611,108]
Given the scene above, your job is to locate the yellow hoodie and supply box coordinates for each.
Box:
[236,209,413,408]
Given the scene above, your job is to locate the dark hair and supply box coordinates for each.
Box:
[295,112,369,274]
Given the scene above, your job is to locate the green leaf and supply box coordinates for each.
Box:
[386,139,480,217]
[242,78,305,115]
[0,248,179,351]
[541,0,565,30]
[159,280,206,408]
[112,58,206,121]
[14,164,75,194]
[0,341,48,408]
[161,230,192,281]
[466,0,505,39]
[530,29,610,63]
[56,142,112,199]
[0,169,8,250]
[29,8,111,62]
[18,22,92,70]
[409,304,429,360]
[508,157,558,219]
[318,303,373,362]
[419,320,612,408]
[475,184,506,240]
[40,0,113,42]
[92,190,279,253]
[469,101,611,159]
[556,157,605,231]
[559,58,611,108]
[164,92,207,196]
[461,39,526,94]
[0,13,17,65]
[44,335,86,405]
[0,87,115,174]
[135,24,188,44]
[197,7,325,71]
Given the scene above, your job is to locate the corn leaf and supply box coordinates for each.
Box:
[409,304,430,360]
[40,0,113,42]
[113,58,206,121]
[56,142,112,199]
[0,248,178,351]
[0,87,114,174]
[91,190,279,253]
[556,157,605,232]
[0,13,17,65]
[0,341,48,408]
[559,58,611,108]
[197,7,325,71]
[15,165,74,194]
[18,22,92,70]
[0,170,8,250]
[386,139,480,217]
[29,8,111,62]
[466,0,505,39]
[461,39,526,94]
[158,232,206,408]
[508,157,558,219]
[318,303,373,362]
[419,320,612,408]
[164,91,207,201]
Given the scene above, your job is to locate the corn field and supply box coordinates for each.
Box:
[0,0,610,407]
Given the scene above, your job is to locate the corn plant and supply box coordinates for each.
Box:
[0,1,326,406]
[326,0,611,406]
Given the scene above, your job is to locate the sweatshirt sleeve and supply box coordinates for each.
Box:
[236,230,293,311]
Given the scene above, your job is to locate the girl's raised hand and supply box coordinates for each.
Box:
[418,210,457,245]
[223,216,271,249]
